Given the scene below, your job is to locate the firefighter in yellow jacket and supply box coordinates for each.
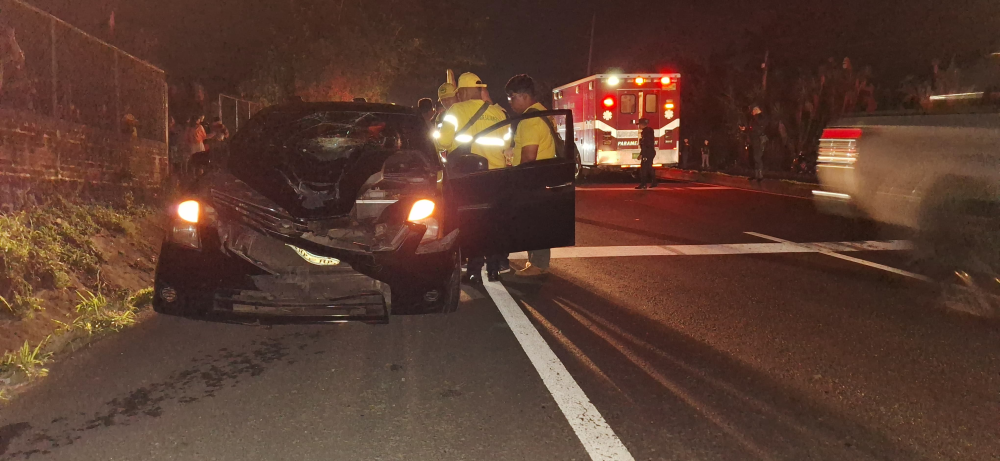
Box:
[434,73,509,284]
[433,73,508,170]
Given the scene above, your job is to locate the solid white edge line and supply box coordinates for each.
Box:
[745,232,933,282]
[483,276,635,461]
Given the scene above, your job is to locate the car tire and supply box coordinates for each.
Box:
[917,183,1000,275]
[917,180,1000,316]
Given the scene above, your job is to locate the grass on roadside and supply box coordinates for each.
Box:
[1,336,52,379]
[54,288,153,337]
[0,198,149,320]
[1,286,152,401]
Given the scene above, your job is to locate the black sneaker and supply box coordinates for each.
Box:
[635,185,647,190]
[487,270,501,282]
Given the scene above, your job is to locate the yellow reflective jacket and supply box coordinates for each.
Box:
[434,100,508,170]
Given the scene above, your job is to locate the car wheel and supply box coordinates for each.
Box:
[917,181,1000,316]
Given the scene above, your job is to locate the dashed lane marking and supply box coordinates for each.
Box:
[745,232,933,282]
[509,239,911,260]
[483,275,636,461]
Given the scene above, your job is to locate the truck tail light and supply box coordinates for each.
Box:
[603,97,615,108]
[818,128,862,169]
[820,128,862,140]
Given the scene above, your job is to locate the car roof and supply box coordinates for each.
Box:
[262,101,418,116]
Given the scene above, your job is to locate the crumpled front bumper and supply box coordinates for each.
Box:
[154,216,455,323]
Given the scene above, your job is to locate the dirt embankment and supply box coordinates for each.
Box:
[0,201,165,399]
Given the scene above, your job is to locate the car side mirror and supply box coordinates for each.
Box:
[449,153,489,175]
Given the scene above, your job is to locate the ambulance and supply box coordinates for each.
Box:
[552,74,680,175]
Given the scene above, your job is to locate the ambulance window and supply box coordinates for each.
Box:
[620,94,637,114]
[645,94,657,113]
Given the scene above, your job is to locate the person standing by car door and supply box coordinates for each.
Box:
[435,73,508,168]
[505,74,557,277]
[436,72,509,284]
[636,118,657,189]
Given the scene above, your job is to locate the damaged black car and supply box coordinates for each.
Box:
[153,102,577,322]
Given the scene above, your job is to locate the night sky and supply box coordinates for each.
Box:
[24,0,1000,104]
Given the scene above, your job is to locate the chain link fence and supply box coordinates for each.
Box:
[0,0,167,143]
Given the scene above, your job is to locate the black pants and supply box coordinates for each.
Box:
[638,157,657,187]
[468,254,504,275]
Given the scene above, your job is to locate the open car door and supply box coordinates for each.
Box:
[444,109,576,258]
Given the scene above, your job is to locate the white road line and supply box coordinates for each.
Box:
[483,277,635,461]
[509,239,911,260]
[745,232,933,282]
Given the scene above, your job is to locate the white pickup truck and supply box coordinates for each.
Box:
[814,106,1000,299]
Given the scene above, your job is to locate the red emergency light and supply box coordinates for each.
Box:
[821,128,863,139]
[635,77,645,85]
[603,97,615,108]
[661,77,671,85]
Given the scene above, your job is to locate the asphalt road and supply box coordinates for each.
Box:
[2,178,998,461]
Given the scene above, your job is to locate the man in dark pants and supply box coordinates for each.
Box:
[749,105,769,183]
[636,118,658,189]
[679,138,691,169]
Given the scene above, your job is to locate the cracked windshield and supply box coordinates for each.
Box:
[0,0,998,460]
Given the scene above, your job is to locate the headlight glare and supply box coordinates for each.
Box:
[408,199,435,222]
[177,200,200,223]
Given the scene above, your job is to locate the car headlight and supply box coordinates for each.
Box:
[177,200,200,223]
[170,200,206,249]
[407,199,439,242]
[408,199,435,221]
